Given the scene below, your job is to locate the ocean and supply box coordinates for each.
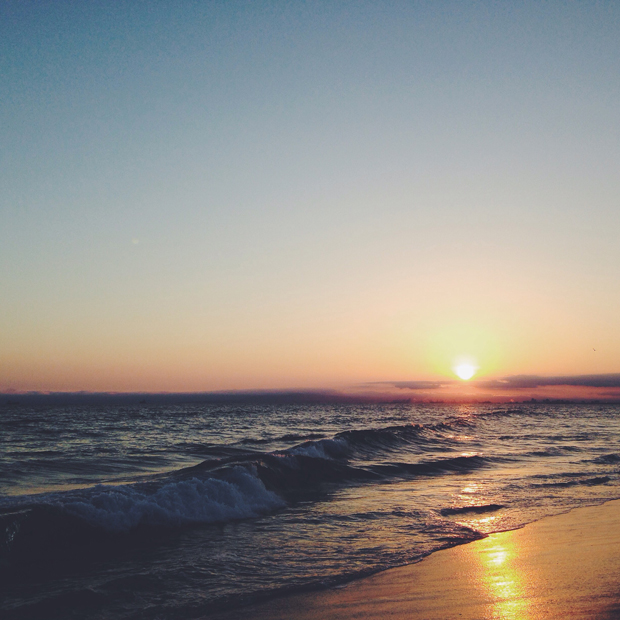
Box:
[2,402,620,619]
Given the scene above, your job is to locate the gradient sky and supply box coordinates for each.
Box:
[2,1,619,397]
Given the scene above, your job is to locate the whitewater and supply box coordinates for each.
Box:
[2,402,620,619]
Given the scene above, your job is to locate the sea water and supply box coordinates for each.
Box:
[1,402,620,618]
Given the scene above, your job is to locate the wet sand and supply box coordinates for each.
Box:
[214,499,620,619]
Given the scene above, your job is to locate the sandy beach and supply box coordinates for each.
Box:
[216,499,620,620]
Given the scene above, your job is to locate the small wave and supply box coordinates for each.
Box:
[175,443,257,458]
[182,422,464,466]
[370,454,492,478]
[288,437,349,460]
[254,454,378,500]
[536,476,611,488]
[440,503,504,516]
[526,445,582,457]
[476,408,525,419]
[286,421,466,463]
[591,453,620,464]
[583,476,611,486]
[239,432,327,445]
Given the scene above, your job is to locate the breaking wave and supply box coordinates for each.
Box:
[1,420,493,563]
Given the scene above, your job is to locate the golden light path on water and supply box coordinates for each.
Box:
[473,533,533,620]
[449,479,531,618]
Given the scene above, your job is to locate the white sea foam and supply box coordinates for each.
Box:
[55,467,285,532]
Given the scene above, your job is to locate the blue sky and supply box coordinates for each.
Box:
[2,1,619,392]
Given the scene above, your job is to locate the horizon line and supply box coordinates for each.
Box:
[2,389,620,406]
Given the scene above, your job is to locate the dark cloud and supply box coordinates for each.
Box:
[0,390,415,406]
[0,390,348,406]
[475,374,620,390]
[366,381,453,390]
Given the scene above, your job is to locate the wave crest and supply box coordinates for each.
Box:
[59,467,285,532]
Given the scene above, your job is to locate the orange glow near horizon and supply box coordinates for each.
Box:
[2,303,620,398]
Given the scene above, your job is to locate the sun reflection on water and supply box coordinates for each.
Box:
[475,536,532,620]
[448,480,532,618]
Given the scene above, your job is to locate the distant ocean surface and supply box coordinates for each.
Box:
[2,402,620,619]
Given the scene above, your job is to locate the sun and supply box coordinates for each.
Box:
[453,361,477,381]
[454,364,476,380]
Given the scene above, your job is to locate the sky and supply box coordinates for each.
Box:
[1,1,620,400]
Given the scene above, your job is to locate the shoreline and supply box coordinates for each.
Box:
[212,499,620,619]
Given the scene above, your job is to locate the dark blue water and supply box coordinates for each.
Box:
[2,402,620,619]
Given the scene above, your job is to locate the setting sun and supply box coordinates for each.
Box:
[454,363,477,381]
